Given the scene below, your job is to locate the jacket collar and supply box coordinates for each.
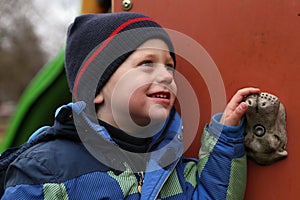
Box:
[28,102,182,171]
[28,101,184,197]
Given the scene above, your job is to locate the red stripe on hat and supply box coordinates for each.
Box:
[73,17,156,99]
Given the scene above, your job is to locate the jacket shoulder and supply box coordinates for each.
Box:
[6,138,109,187]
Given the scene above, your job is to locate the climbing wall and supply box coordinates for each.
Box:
[113,0,300,199]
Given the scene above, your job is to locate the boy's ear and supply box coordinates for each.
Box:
[94,92,104,104]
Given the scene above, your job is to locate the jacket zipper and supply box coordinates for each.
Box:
[152,158,180,199]
[137,171,144,193]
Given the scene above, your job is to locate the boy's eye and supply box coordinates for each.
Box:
[165,64,175,74]
[138,61,175,75]
[140,61,154,67]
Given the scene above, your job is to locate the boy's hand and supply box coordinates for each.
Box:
[220,87,260,126]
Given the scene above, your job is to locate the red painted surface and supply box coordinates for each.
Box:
[114,0,300,199]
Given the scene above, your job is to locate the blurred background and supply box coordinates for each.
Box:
[0,0,81,140]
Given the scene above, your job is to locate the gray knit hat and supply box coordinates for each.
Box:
[64,12,176,101]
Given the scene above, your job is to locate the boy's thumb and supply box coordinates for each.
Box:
[229,102,248,126]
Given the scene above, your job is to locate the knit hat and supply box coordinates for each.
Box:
[65,12,176,101]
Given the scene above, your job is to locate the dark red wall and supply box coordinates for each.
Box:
[113,1,300,199]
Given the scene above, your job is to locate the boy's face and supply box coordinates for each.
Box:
[94,39,177,132]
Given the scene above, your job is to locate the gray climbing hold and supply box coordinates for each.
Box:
[244,92,288,165]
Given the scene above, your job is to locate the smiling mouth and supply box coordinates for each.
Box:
[147,92,170,100]
[147,92,172,105]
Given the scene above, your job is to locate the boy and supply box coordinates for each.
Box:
[1,12,259,199]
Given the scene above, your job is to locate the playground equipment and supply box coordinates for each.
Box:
[2,0,300,199]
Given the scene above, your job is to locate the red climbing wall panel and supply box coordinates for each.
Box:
[113,0,300,199]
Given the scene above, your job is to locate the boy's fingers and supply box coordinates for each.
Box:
[236,102,248,117]
[232,87,260,104]
[221,87,260,126]
[226,87,260,110]
[237,87,260,96]
[224,101,248,126]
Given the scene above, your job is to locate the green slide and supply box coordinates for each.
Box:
[0,48,72,152]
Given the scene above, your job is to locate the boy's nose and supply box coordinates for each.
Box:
[154,65,174,85]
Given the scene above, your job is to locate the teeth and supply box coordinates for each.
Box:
[153,94,167,99]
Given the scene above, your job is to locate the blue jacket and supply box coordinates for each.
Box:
[2,102,247,199]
